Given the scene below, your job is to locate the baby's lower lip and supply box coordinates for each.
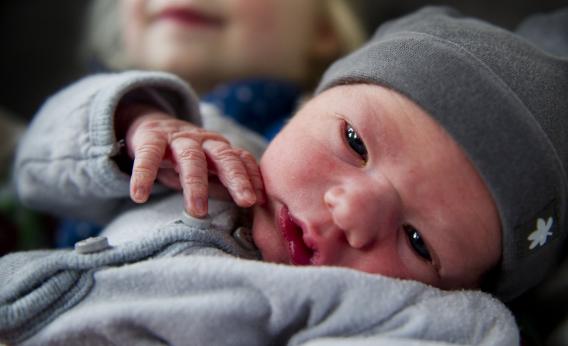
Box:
[278,207,313,265]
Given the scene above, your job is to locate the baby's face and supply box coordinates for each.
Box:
[120,0,327,92]
[253,84,502,290]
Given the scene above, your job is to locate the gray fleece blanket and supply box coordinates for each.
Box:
[0,235,518,345]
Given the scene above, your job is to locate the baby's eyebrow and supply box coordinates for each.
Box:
[332,111,350,122]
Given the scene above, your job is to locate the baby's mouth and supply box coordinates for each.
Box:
[157,7,225,28]
[279,207,314,265]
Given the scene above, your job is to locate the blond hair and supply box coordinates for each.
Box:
[309,0,366,87]
[83,0,125,69]
[326,0,367,56]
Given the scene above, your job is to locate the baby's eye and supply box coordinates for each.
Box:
[344,122,368,162]
[403,224,432,262]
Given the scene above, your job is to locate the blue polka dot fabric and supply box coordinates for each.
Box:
[203,79,301,139]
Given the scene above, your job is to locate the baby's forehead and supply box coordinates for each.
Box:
[312,83,429,122]
[306,83,469,157]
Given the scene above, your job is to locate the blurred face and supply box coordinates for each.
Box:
[253,84,502,290]
[120,0,327,92]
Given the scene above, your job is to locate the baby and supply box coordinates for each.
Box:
[111,4,568,300]
[2,6,567,345]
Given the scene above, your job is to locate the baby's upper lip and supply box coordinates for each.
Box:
[290,214,335,267]
[156,6,225,27]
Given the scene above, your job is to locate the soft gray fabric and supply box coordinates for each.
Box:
[316,6,568,301]
[0,198,258,344]
[14,71,199,224]
[3,250,519,346]
[5,70,519,345]
[14,71,265,224]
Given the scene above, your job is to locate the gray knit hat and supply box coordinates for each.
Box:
[316,6,568,301]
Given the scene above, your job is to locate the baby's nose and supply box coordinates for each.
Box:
[324,182,399,249]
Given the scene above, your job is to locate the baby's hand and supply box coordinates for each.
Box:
[122,105,264,218]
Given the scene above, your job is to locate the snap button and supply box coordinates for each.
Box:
[75,236,111,254]
[233,227,256,251]
[181,211,211,227]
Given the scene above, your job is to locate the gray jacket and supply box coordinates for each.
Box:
[1,71,519,345]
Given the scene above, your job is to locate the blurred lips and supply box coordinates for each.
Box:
[156,7,224,28]
[278,206,315,265]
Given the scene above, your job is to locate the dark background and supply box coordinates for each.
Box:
[1,0,568,120]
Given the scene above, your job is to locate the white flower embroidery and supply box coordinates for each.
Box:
[528,217,554,250]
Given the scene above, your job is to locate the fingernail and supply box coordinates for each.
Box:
[192,197,207,216]
[133,186,146,202]
[239,188,256,204]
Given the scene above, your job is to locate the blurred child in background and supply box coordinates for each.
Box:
[86,0,365,137]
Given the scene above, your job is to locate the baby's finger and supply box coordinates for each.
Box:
[170,135,209,217]
[203,140,256,208]
[130,139,167,203]
[238,150,265,205]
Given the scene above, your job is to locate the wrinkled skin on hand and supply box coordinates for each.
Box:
[123,106,264,217]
